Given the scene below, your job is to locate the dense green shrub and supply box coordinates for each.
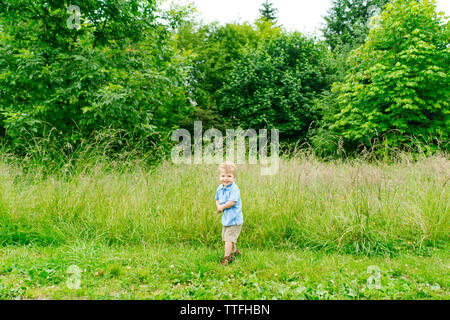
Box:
[219,33,333,141]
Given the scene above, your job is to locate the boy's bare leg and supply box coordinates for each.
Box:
[224,242,233,257]
[232,242,237,254]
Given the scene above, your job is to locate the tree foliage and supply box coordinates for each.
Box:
[175,19,281,131]
[330,0,449,150]
[219,33,333,141]
[0,0,448,160]
[0,0,191,153]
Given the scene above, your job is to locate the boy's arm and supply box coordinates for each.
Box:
[217,201,236,212]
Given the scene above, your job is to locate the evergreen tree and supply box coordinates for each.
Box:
[259,0,278,23]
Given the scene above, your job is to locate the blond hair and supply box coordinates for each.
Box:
[218,162,237,177]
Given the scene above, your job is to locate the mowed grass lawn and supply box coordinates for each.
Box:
[0,154,448,299]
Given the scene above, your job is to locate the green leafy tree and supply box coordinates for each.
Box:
[0,0,191,153]
[330,0,449,151]
[175,20,281,131]
[311,0,389,156]
[219,33,332,141]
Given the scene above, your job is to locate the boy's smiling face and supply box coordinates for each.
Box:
[219,171,235,187]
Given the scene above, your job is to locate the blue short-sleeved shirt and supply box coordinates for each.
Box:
[215,182,243,227]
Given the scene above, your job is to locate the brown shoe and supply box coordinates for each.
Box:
[221,256,232,266]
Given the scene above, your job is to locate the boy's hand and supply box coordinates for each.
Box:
[216,205,224,213]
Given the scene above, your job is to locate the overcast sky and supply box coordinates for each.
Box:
[162,0,450,36]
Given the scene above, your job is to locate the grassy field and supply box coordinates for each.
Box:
[0,153,449,299]
[1,243,448,299]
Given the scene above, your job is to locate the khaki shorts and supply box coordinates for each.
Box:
[222,225,243,243]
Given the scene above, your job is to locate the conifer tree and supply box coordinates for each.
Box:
[259,0,278,23]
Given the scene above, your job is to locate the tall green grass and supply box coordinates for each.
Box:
[0,148,448,256]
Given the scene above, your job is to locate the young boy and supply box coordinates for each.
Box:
[215,162,243,266]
